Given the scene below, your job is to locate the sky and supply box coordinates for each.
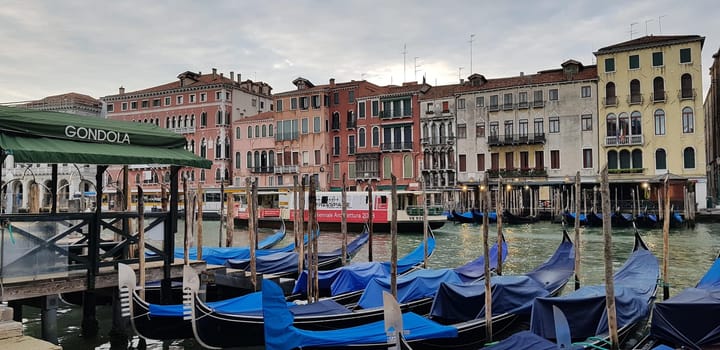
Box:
[1,0,718,103]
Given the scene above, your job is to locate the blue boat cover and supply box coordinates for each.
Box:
[567,212,587,223]
[257,229,287,249]
[174,241,295,266]
[149,289,351,317]
[225,251,299,274]
[357,268,463,309]
[319,230,370,259]
[650,255,720,348]
[529,246,658,340]
[453,241,509,282]
[482,330,556,350]
[673,212,684,223]
[262,280,457,350]
[292,236,436,296]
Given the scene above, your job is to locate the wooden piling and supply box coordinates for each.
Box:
[196,183,204,260]
[368,183,373,262]
[482,174,493,342]
[662,175,671,300]
[225,192,234,247]
[245,178,257,290]
[600,166,619,350]
[299,182,305,281]
[219,182,225,247]
[137,186,146,299]
[422,177,428,269]
[308,178,319,302]
[390,175,398,298]
[496,177,504,276]
[574,171,581,290]
[183,178,190,265]
[341,174,348,266]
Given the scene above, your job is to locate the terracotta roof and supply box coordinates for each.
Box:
[234,111,274,123]
[595,35,704,54]
[103,72,270,98]
[25,92,100,107]
[419,84,463,100]
[453,64,597,94]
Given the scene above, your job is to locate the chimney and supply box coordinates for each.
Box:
[237,73,242,83]
[459,79,464,84]
[329,78,335,87]
[520,72,524,77]
[119,86,125,95]
[230,71,234,81]
[220,73,224,79]
[212,68,217,78]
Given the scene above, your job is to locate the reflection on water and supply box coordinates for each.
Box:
[21,221,720,349]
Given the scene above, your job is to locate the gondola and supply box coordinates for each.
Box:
[117,225,364,341]
[562,211,587,226]
[472,209,498,224]
[486,228,658,350]
[633,252,720,350]
[611,212,634,227]
[670,211,685,228]
[585,212,603,227]
[258,229,574,350]
[634,212,658,229]
[502,210,539,225]
[451,209,475,224]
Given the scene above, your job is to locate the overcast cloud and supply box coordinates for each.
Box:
[1,0,718,102]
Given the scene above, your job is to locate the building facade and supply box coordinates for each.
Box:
[595,35,707,209]
[705,48,720,206]
[233,112,277,188]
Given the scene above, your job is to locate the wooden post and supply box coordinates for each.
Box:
[218,182,224,247]
[29,182,39,213]
[311,178,319,302]
[631,189,636,219]
[657,187,663,220]
[341,174,348,266]
[496,177,503,276]
[482,174,493,342]
[390,175,398,298]
[293,177,299,252]
[662,175,671,300]
[245,178,257,290]
[299,181,305,282]
[137,186,146,300]
[601,166,619,350]
[196,183,204,260]
[422,177,428,269]
[225,192,234,247]
[251,180,258,287]
[308,178,318,302]
[183,178,190,265]
[574,171,581,290]
[368,182,373,262]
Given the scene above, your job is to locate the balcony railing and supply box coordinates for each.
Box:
[604,96,618,106]
[605,134,644,146]
[380,110,413,119]
[487,104,500,112]
[487,133,546,146]
[250,166,274,173]
[275,131,299,141]
[532,100,545,108]
[502,103,514,111]
[487,167,548,178]
[355,170,379,179]
[331,121,340,130]
[421,136,455,146]
[517,101,529,109]
[628,94,643,105]
[652,91,666,103]
[347,119,357,129]
[380,142,413,151]
[679,88,696,100]
[274,165,299,174]
[171,126,196,134]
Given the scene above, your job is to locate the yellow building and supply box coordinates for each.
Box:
[594,35,707,208]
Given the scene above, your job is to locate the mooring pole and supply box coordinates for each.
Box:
[390,175,398,298]
[162,165,179,304]
[196,183,204,260]
[341,174,348,266]
[483,173,493,342]
[662,175,671,300]
[368,182,373,262]
[574,171,581,290]
[496,177,504,276]
[601,166,619,350]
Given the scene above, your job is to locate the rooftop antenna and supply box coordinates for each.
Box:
[658,15,667,33]
[629,22,639,39]
[645,19,654,35]
[414,57,422,82]
[469,34,476,74]
[402,44,407,83]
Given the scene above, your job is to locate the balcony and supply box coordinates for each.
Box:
[487,104,500,112]
[347,119,357,129]
[274,165,299,174]
[355,170,379,179]
[171,126,196,134]
[679,88,696,100]
[380,142,413,152]
[331,121,340,131]
[605,134,644,146]
[502,103,514,111]
[517,101,529,109]
[487,133,546,146]
[421,162,454,172]
[421,136,455,146]
[651,91,666,103]
[250,166,274,174]
[532,100,545,108]
[628,94,643,105]
[380,109,413,119]
[487,167,548,178]
[603,96,618,107]
[275,131,299,141]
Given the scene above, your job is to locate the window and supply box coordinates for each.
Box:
[276,99,283,112]
[504,120,513,136]
[535,151,544,169]
[152,99,160,107]
[313,116,321,133]
[681,74,693,99]
[548,89,559,101]
[680,48,692,63]
[403,155,413,178]
[477,154,485,171]
[505,152,514,170]
[683,147,695,169]
[235,127,241,139]
[269,124,274,136]
[534,119,544,134]
[656,149,667,170]
[520,151,529,169]
[550,150,560,169]
[291,98,297,110]
[518,92,528,107]
[164,97,171,106]
[608,151,618,169]
[348,135,356,154]
[533,90,543,104]
[189,94,196,103]
[302,118,309,134]
[605,82,617,105]
[606,113,617,136]
[247,151,252,169]
[372,127,380,146]
[248,125,253,138]
[371,100,379,116]
[581,86,591,98]
[619,150,631,168]
[131,101,137,109]
[315,150,321,165]
[311,95,320,109]
[682,107,694,133]
[457,124,467,139]
[653,52,664,67]
[200,112,207,127]
[457,98,465,109]
[333,163,340,180]
[605,58,615,73]
[107,103,114,112]
[629,55,640,69]
[630,79,641,104]
[141,100,149,108]
[549,117,560,133]
[632,149,643,169]
[359,101,366,118]
[503,93,513,109]
[333,136,340,155]
[359,128,366,147]
[476,96,484,107]
[458,154,466,172]
[489,122,499,137]
[491,153,499,170]
[383,156,392,179]
[300,97,309,110]
[176,96,183,105]
[475,123,485,137]
[582,149,593,168]
[653,77,665,101]
[489,95,499,109]
[348,91,355,103]
[200,93,207,102]
[235,152,241,169]
[581,115,592,131]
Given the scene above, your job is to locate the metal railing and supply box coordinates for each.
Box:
[250,166,275,173]
[486,167,548,178]
[274,165,299,174]
[380,142,413,151]
[380,110,413,119]
[679,88,696,100]
[604,96,618,106]
[628,94,643,105]
[488,133,546,146]
[605,134,644,146]
[652,91,666,102]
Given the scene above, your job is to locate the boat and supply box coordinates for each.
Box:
[670,211,684,228]
[472,209,498,224]
[257,229,574,350]
[633,252,720,349]
[502,210,539,225]
[562,211,587,226]
[585,212,603,227]
[451,209,475,224]
[634,212,658,229]
[489,229,658,350]
[232,189,447,232]
[611,212,634,227]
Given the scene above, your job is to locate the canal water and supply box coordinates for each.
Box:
[20,220,720,349]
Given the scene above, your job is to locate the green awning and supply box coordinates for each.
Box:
[0,106,211,168]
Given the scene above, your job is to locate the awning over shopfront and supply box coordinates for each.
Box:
[0,106,211,168]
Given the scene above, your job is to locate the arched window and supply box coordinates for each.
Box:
[200,170,205,182]
[254,151,260,171]
[630,79,641,103]
[190,114,195,127]
[372,126,380,147]
[247,151,252,169]
[608,151,618,169]
[618,113,629,140]
[262,125,267,137]
[431,123,438,143]
[630,111,641,135]
[631,149,642,169]
[201,112,207,127]
[655,149,666,170]
[224,137,230,159]
[653,77,665,101]
[255,125,260,138]
[165,117,170,128]
[654,109,666,135]
[619,150,631,169]
[383,156,392,179]
[172,116,176,128]
[235,127,241,139]
[247,125,253,138]
[215,168,221,181]
[403,154,413,178]
[135,173,140,183]
[358,128,366,148]
[682,107,694,133]
[184,115,188,127]
[268,124,274,136]
[269,151,275,167]
[200,138,207,158]
[215,136,222,159]
[422,124,428,139]
[235,152,241,169]
[683,147,695,169]
[332,112,340,130]
[605,82,616,105]
[606,113,617,137]
[216,110,223,125]
[681,74,693,99]
[261,151,268,169]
